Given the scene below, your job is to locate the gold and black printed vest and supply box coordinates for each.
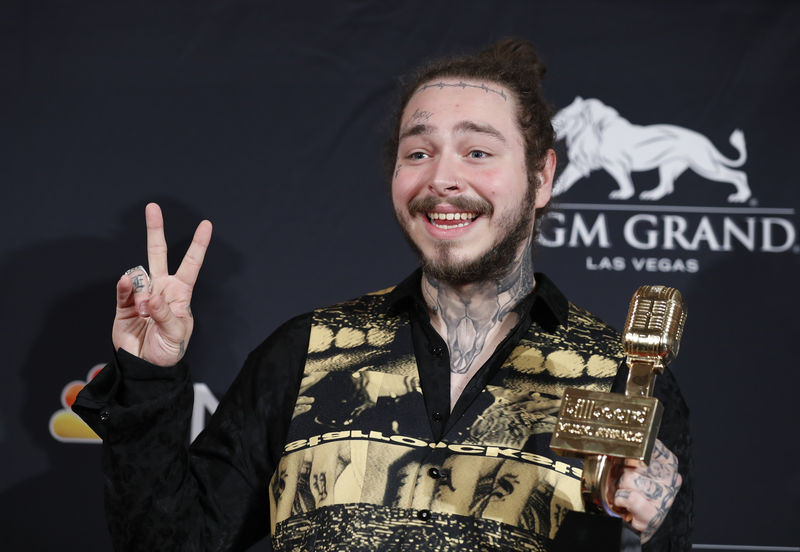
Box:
[269,288,623,552]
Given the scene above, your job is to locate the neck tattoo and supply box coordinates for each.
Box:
[422,240,535,375]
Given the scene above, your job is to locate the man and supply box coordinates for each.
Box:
[75,39,691,551]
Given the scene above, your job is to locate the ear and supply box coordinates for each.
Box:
[535,149,556,209]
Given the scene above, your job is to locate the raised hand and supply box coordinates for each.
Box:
[112,203,213,367]
[612,439,682,543]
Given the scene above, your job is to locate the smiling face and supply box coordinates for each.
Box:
[392,80,553,284]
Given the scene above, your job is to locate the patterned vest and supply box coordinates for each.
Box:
[269,288,623,551]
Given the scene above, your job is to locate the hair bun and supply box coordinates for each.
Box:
[479,38,547,81]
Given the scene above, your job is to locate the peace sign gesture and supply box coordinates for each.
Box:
[112,203,213,367]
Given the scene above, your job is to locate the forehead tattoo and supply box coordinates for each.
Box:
[399,82,511,140]
[411,108,433,122]
[416,81,508,101]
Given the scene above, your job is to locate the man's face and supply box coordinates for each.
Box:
[392,80,552,284]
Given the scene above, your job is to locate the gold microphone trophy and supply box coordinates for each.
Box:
[550,285,686,520]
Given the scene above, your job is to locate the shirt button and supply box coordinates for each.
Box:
[417,509,431,521]
[99,408,110,422]
[428,467,441,479]
[430,345,444,357]
[432,411,442,422]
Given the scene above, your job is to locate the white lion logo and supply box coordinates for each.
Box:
[551,97,750,202]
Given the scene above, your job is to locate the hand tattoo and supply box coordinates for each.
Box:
[637,441,681,541]
[124,266,151,293]
[633,474,664,501]
[131,274,146,292]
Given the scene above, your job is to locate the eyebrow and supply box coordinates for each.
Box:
[453,120,507,143]
[398,123,432,142]
[398,120,507,143]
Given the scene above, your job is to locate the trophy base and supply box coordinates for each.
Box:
[552,511,622,552]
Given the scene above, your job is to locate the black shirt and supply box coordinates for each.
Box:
[74,271,692,551]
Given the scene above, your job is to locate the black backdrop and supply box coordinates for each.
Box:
[2,1,798,550]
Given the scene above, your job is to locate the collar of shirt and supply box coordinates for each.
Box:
[383,269,570,440]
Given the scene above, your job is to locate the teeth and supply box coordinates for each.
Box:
[426,211,478,229]
[427,212,477,221]
[431,220,472,229]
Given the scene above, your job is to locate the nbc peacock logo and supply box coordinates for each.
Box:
[49,364,103,443]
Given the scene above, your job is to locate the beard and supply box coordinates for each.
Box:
[395,188,536,285]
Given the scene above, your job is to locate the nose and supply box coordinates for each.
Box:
[429,153,463,196]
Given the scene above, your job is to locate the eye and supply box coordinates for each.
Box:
[468,150,489,159]
[409,151,429,160]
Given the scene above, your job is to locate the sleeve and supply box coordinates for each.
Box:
[72,313,312,552]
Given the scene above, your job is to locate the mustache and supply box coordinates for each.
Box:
[407,196,493,217]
